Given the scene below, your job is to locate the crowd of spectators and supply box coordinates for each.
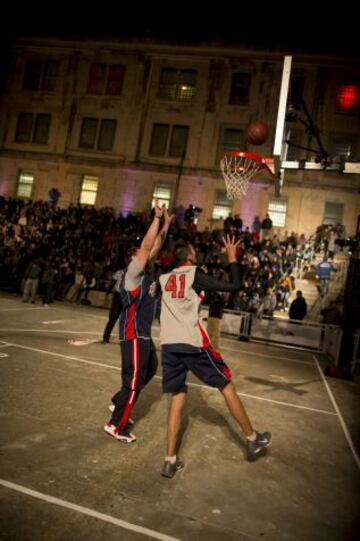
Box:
[1,196,312,314]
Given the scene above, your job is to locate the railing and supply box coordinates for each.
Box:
[200,308,343,364]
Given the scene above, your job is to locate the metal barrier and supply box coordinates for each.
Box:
[200,308,343,364]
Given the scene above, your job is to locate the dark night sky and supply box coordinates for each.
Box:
[1,3,359,57]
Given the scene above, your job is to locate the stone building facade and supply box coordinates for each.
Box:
[0,36,359,235]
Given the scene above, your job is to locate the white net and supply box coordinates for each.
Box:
[220,152,264,200]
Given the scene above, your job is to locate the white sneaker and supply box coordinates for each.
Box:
[103,423,136,443]
[108,404,134,426]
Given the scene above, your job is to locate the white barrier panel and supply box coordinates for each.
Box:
[200,308,341,361]
[323,326,343,366]
[250,317,323,350]
[200,309,245,336]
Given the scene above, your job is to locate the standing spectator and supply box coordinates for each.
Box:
[261,214,273,240]
[315,257,337,298]
[251,216,261,241]
[76,271,95,304]
[289,290,307,321]
[206,291,226,351]
[224,213,234,233]
[233,214,243,233]
[22,259,42,304]
[101,269,123,344]
[41,261,56,307]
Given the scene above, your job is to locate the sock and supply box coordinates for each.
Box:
[165,455,177,464]
[246,431,257,442]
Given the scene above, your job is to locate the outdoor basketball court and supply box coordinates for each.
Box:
[1,293,359,540]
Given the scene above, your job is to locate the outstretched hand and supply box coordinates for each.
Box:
[163,207,175,227]
[153,199,163,219]
[222,235,240,262]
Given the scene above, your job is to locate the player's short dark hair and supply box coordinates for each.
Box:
[174,243,192,265]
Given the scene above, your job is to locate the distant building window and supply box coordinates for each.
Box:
[229,72,251,106]
[158,68,197,102]
[42,61,59,91]
[332,140,352,158]
[220,128,245,156]
[106,65,126,95]
[98,119,117,150]
[80,176,99,205]
[15,112,51,144]
[87,63,125,95]
[268,197,287,227]
[149,123,189,158]
[17,171,34,198]
[336,83,359,113]
[15,113,33,142]
[212,190,232,220]
[152,183,172,209]
[87,63,106,94]
[79,117,117,151]
[323,202,343,225]
[23,59,59,91]
[33,114,51,144]
[169,126,189,157]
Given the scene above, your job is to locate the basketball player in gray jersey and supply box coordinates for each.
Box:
[159,236,271,477]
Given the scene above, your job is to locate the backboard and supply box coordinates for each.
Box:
[272,56,360,197]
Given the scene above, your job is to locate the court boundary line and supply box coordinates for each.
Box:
[0,478,180,541]
[1,340,336,416]
[313,355,360,470]
[0,328,313,365]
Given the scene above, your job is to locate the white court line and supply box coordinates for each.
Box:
[0,328,103,335]
[313,355,360,470]
[184,379,337,416]
[53,306,107,320]
[0,307,45,312]
[0,479,180,541]
[2,341,118,372]
[0,328,313,365]
[2,340,336,416]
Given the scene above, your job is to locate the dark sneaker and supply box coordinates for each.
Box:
[101,339,109,344]
[247,431,271,462]
[104,423,136,443]
[161,458,184,479]
[108,404,134,426]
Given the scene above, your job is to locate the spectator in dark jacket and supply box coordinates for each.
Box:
[289,290,307,321]
[321,301,342,325]
[22,259,42,303]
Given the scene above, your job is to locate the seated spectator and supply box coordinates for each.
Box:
[261,288,277,317]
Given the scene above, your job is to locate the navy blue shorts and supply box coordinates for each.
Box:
[162,343,232,394]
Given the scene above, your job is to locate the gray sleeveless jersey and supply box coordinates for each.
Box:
[159,266,209,348]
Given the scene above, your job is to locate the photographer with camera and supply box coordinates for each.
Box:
[184,204,202,232]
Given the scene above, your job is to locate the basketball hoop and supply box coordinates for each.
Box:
[220,151,274,200]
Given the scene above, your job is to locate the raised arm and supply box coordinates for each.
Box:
[149,207,174,263]
[135,203,163,270]
[193,235,241,292]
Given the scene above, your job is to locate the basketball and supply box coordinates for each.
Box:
[246,121,269,146]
